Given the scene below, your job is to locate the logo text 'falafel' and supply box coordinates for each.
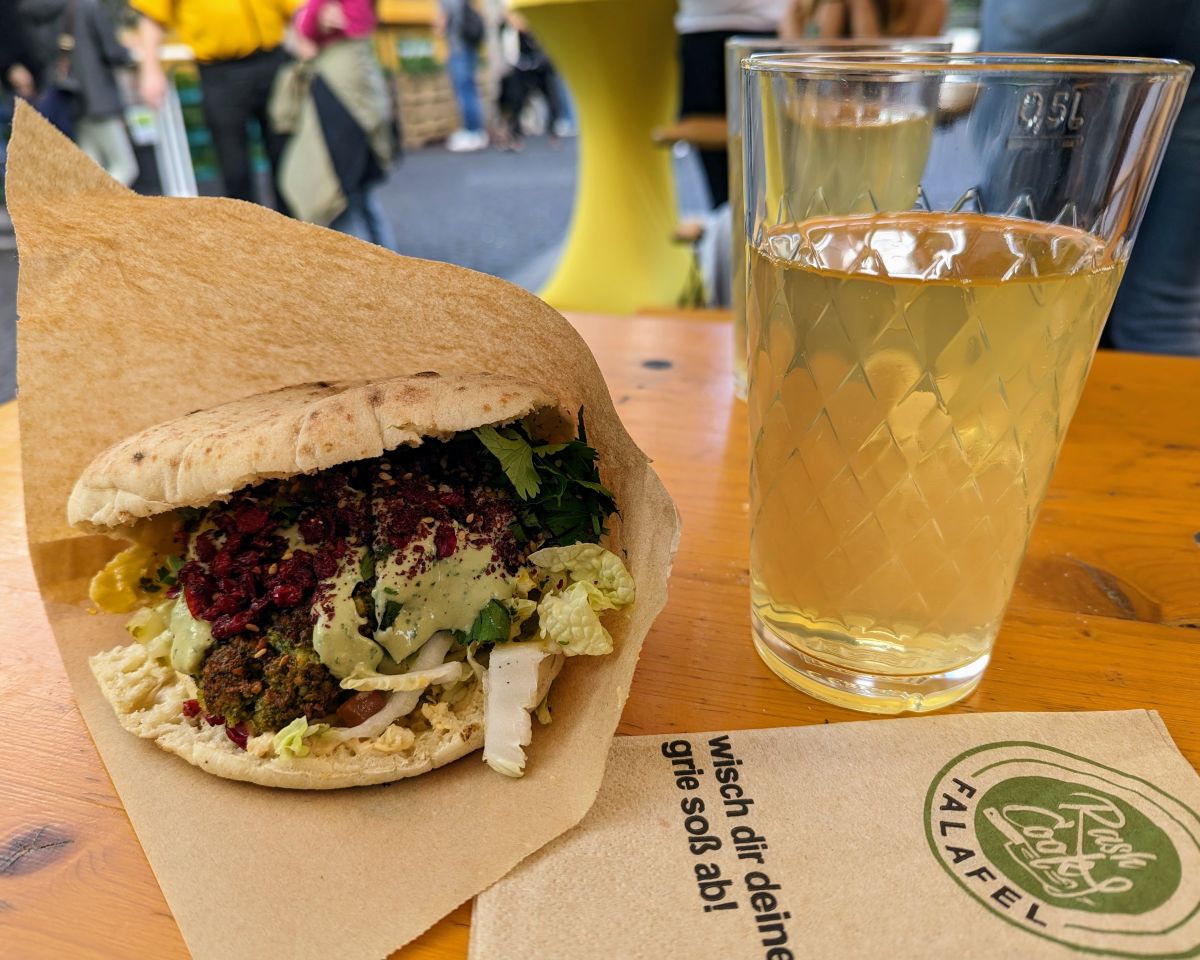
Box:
[925,742,1200,958]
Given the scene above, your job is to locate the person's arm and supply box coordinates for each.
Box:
[779,0,811,38]
[905,0,948,36]
[138,15,168,110]
[0,2,37,95]
[813,0,848,37]
[845,0,883,37]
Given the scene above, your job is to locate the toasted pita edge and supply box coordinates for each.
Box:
[68,371,572,532]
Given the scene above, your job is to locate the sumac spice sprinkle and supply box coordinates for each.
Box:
[179,436,540,733]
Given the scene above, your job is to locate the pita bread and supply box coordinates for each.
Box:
[69,371,573,532]
[90,640,487,789]
[76,371,590,788]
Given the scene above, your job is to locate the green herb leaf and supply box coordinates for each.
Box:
[476,411,617,548]
[359,551,376,583]
[382,586,398,596]
[532,442,568,457]
[379,599,403,632]
[467,599,511,645]
[138,577,161,594]
[474,425,540,499]
[150,554,185,589]
[177,506,204,526]
[273,502,304,525]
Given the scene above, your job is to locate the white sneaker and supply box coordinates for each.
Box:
[447,129,488,152]
[552,119,576,138]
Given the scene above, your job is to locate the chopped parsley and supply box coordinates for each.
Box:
[378,599,403,632]
[453,599,512,648]
[474,411,616,548]
[142,554,183,594]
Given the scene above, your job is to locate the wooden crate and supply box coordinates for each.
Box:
[395,70,460,147]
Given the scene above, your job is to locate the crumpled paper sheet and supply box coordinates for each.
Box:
[8,101,680,960]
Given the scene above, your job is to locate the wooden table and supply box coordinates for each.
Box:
[652,114,729,152]
[3,311,1199,958]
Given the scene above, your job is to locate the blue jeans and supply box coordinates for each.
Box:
[982,0,1200,356]
[448,46,483,133]
[331,186,398,251]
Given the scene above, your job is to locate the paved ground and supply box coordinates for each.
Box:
[0,134,708,403]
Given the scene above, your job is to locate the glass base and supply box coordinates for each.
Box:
[752,612,989,714]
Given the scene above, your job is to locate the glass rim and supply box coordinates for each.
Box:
[725,35,948,54]
[745,51,1193,79]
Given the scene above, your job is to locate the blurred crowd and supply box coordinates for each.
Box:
[0,0,1196,353]
[0,0,573,251]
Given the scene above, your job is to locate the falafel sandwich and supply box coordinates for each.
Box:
[73,372,634,789]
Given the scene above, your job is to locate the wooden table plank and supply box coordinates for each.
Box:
[2,313,1198,959]
[652,114,728,151]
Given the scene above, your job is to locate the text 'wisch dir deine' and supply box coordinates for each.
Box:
[661,735,796,960]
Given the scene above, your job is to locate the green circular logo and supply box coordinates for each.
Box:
[976,776,1182,915]
[925,742,1200,957]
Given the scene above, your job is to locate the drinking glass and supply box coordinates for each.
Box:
[744,54,1191,713]
[727,37,950,400]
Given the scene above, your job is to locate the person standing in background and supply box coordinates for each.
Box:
[438,0,487,152]
[675,0,789,208]
[781,0,946,38]
[21,0,140,186]
[133,0,302,210]
[495,11,563,152]
[980,0,1200,356]
[281,0,397,248]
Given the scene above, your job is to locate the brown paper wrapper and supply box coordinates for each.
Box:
[472,711,1200,959]
[8,103,680,959]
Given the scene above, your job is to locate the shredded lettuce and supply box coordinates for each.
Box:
[272,716,330,758]
[483,644,563,777]
[536,581,614,656]
[125,602,170,641]
[325,632,461,744]
[125,601,176,661]
[509,597,538,634]
[340,660,468,692]
[530,544,635,610]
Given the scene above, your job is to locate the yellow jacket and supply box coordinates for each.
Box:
[132,0,303,63]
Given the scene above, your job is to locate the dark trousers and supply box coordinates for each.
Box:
[499,65,563,140]
[197,47,290,213]
[679,29,772,209]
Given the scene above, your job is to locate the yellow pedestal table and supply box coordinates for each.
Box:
[510,0,693,313]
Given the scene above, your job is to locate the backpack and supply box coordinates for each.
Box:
[459,3,484,48]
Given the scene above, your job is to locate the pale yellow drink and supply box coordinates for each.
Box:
[732,101,933,398]
[748,213,1124,711]
[729,133,747,392]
